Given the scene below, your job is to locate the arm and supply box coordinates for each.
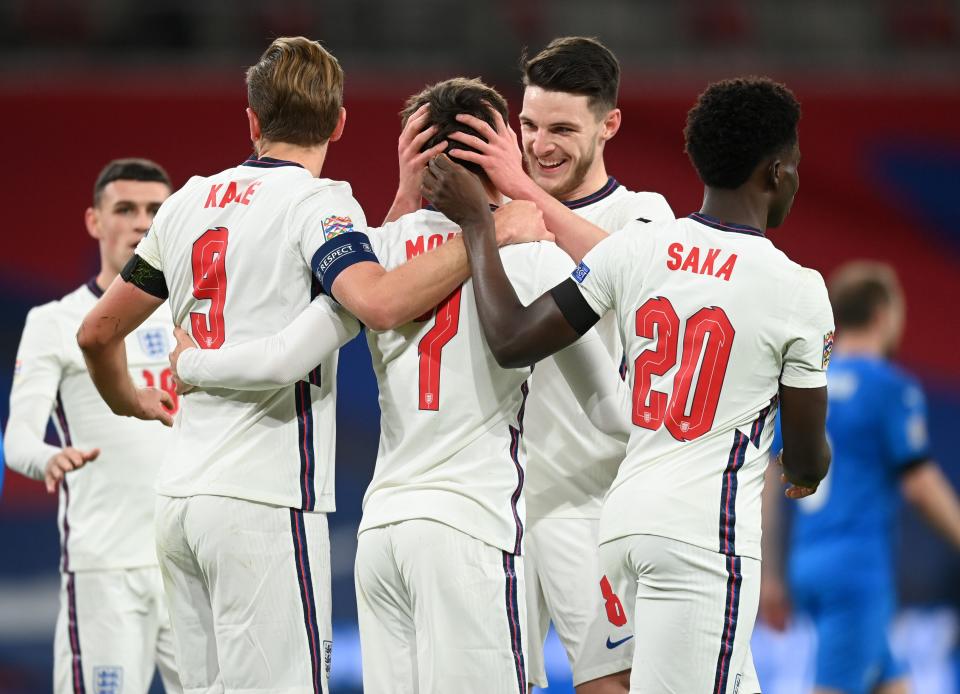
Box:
[421,155,587,367]
[552,334,631,440]
[382,103,447,224]
[172,297,360,390]
[76,257,174,425]
[777,384,831,492]
[446,110,608,262]
[901,462,960,551]
[5,308,101,492]
[758,455,792,630]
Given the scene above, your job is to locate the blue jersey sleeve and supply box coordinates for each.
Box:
[884,372,932,470]
[771,414,783,456]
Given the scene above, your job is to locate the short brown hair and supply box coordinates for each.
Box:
[246,36,344,147]
[400,77,509,179]
[93,158,171,207]
[521,36,620,117]
[829,261,903,330]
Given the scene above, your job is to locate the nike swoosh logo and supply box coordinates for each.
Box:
[606,635,634,649]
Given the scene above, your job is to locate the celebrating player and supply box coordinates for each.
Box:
[761,261,960,694]
[423,77,833,692]
[4,159,181,694]
[76,38,549,693]
[166,77,630,694]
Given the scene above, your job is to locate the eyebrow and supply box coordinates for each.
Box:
[519,116,580,129]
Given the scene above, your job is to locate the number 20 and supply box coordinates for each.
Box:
[632,297,734,441]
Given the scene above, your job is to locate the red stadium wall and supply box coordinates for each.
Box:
[3,79,958,388]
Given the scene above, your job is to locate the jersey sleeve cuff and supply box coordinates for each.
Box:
[310,231,379,300]
[550,278,601,336]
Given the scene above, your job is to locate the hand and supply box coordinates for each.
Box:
[776,452,818,499]
[758,575,792,631]
[446,108,532,200]
[493,201,553,247]
[169,327,197,395]
[395,104,448,205]
[421,154,493,231]
[45,447,100,494]
[132,387,175,426]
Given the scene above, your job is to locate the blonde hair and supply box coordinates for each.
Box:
[246,37,344,147]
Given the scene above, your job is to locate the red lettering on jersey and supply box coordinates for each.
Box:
[715,253,737,281]
[204,184,223,208]
[701,248,721,276]
[240,181,261,205]
[667,243,737,281]
[680,246,700,273]
[666,242,683,270]
[427,234,444,251]
[406,236,425,260]
[218,181,239,208]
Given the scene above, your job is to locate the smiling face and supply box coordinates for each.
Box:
[519,86,619,202]
[86,179,170,275]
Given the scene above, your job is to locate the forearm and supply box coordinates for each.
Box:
[82,340,140,416]
[461,215,579,367]
[382,189,420,225]
[512,179,607,263]
[4,418,59,481]
[903,463,960,551]
[778,385,831,488]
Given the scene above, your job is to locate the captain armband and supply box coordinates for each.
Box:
[310,232,380,301]
[550,278,601,336]
[120,255,169,300]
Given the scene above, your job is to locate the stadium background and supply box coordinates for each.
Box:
[0,1,958,692]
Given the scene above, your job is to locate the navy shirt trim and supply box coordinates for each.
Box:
[688,212,765,237]
[563,177,620,210]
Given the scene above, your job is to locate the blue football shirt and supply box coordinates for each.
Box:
[773,353,931,569]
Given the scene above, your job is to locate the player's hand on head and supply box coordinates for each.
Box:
[448,108,528,200]
[421,154,492,229]
[169,327,198,395]
[133,387,176,427]
[493,201,553,246]
[397,104,447,198]
[44,447,100,494]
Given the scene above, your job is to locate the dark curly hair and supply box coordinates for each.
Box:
[684,77,800,189]
[401,77,509,179]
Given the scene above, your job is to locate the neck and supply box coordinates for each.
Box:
[95,265,118,292]
[700,187,767,231]
[483,178,505,206]
[560,159,609,202]
[257,140,330,177]
[835,331,886,357]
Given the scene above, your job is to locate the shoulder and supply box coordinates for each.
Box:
[612,188,675,222]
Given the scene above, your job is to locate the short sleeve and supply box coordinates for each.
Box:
[529,242,576,302]
[295,185,379,297]
[135,220,164,271]
[571,232,628,318]
[780,269,835,388]
[884,373,931,469]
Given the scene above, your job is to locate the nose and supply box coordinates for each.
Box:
[135,208,152,233]
[530,131,554,158]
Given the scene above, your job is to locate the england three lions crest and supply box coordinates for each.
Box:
[137,327,169,359]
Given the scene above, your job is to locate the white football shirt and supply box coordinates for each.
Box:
[358,208,592,554]
[570,213,834,559]
[5,281,174,570]
[523,179,675,519]
[136,156,369,511]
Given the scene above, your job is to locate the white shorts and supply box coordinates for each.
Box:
[54,566,180,694]
[155,495,331,694]
[600,534,760,694]
[525,517,632,688]
[354,519,527,694]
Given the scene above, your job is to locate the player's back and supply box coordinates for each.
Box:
[359,208,572,554]
[789,354,929,567]
[586,213,832,560]
[137,156,364,511]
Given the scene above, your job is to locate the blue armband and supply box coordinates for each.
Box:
[311,231,379,300]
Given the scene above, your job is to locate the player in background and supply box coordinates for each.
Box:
[4,159,181,694]
[384,41,673,693]
[76,40,548,693]
[423,76,833,693]
[760,261,960,694]
[164,77,631,694]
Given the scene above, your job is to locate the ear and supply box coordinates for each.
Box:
[329,107,347,143]
[246,107,262,148]
[85,206,101,241]
[765,157,782,192]
[600,108,621,142]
